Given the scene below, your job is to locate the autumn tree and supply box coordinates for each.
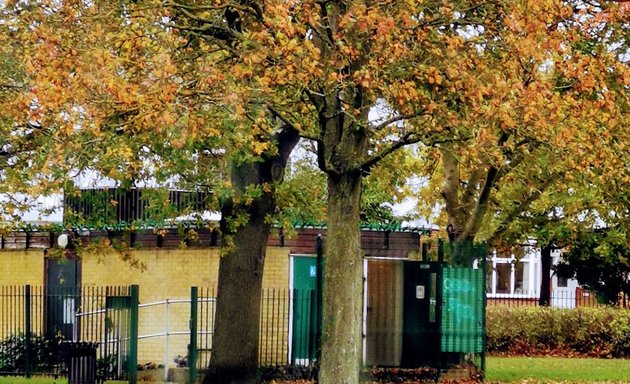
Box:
[0,3,299,384]
[487,118,629,305]
[414,0,629,267]
[3,1,629,384]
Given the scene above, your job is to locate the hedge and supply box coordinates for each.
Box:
[486,306,630,358]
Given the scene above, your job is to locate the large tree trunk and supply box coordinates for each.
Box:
[319,170,363,384]
[204,129,298,384]
[539,244,552,306]
[204,188,271,384]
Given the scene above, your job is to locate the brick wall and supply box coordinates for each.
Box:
[0,251,44,342]
[0,226,422,366]
[80,246,290,365]
[0,250,44,285]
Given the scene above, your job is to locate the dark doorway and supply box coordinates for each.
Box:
[401,261,440,367]
[365,259,404,366]
[45,254,81,340]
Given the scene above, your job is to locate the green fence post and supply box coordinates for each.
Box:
[24,285,32,378]
[129,285,139,384]
[316,234,323,365]
[480,243,488,376]
[189,287,198,384]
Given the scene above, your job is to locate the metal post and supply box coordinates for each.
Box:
[316,234,323,365]
[24,285,32,378]
[165,299,170,382]
[189,287,198,384]
[480,243,488,376]
[128,285,139,384]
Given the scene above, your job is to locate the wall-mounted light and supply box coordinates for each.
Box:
[57,233,69,249]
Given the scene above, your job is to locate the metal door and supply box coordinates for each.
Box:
[401,261,440,367]
[290,256,318,364]
[45,256,80,340]
[365,259,403,366]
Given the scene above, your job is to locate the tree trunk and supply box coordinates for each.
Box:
[319,170,363,384]
[205,203,269,384]
[448,238,477,267]
[204,129,298,384]
[539,244,552,306]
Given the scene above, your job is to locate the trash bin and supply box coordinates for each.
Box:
[62,341,99,384]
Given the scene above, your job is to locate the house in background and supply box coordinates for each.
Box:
[486,244,581,308]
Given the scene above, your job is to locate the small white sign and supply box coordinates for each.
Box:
[416,285,425,299]
[309,265,317,277]
[63,298,75,325]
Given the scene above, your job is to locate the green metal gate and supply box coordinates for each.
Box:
[101,286,138,383]
[440,267,484,353]
[366,240,487,371]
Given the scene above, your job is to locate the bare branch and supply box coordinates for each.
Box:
[370,110,428,131]
[361,132,422,172]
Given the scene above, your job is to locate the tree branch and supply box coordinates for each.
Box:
[360,133,422,172]
[489,175,558,242]
[168,0,263,20]
[370,110,428,131]
[167,23,237,41]
[267,104,319,141]
[461,165,500,240]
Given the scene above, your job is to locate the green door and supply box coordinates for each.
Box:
[401,261,440,367]
[291,256,318,363]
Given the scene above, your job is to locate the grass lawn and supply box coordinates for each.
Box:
[2,357,630,383]
[0,378,126,384]
[486,356,630,383]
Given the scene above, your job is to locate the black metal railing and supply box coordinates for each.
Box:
[0,285,133,379]
[487,290,630,308]
[4,284,629,380]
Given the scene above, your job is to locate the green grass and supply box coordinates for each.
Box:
[486,356,630,382]
[0,378,126,384]
[2,358,630,383]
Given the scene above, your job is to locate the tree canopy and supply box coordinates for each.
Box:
[1,0,629,383]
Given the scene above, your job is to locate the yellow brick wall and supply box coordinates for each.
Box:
[262,247,290,290]
[0,250,44,339]
[0,250,45,285]
[81,246,290,366]
[0,246,291,367]
[260,247,291,365]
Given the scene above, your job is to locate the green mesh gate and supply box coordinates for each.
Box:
[440,267,484,353]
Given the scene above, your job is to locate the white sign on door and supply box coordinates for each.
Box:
[416,285,425,299]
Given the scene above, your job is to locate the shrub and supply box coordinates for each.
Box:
[0,333,64,373]
[487,306,630,358]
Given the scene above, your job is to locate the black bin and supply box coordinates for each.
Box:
[62,342,99,384]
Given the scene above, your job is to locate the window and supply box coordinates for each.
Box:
[495,263,511,294]
[557,276,568,288]
[486,248,538,297]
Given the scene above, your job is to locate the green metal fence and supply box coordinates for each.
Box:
[440,267,484,353]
